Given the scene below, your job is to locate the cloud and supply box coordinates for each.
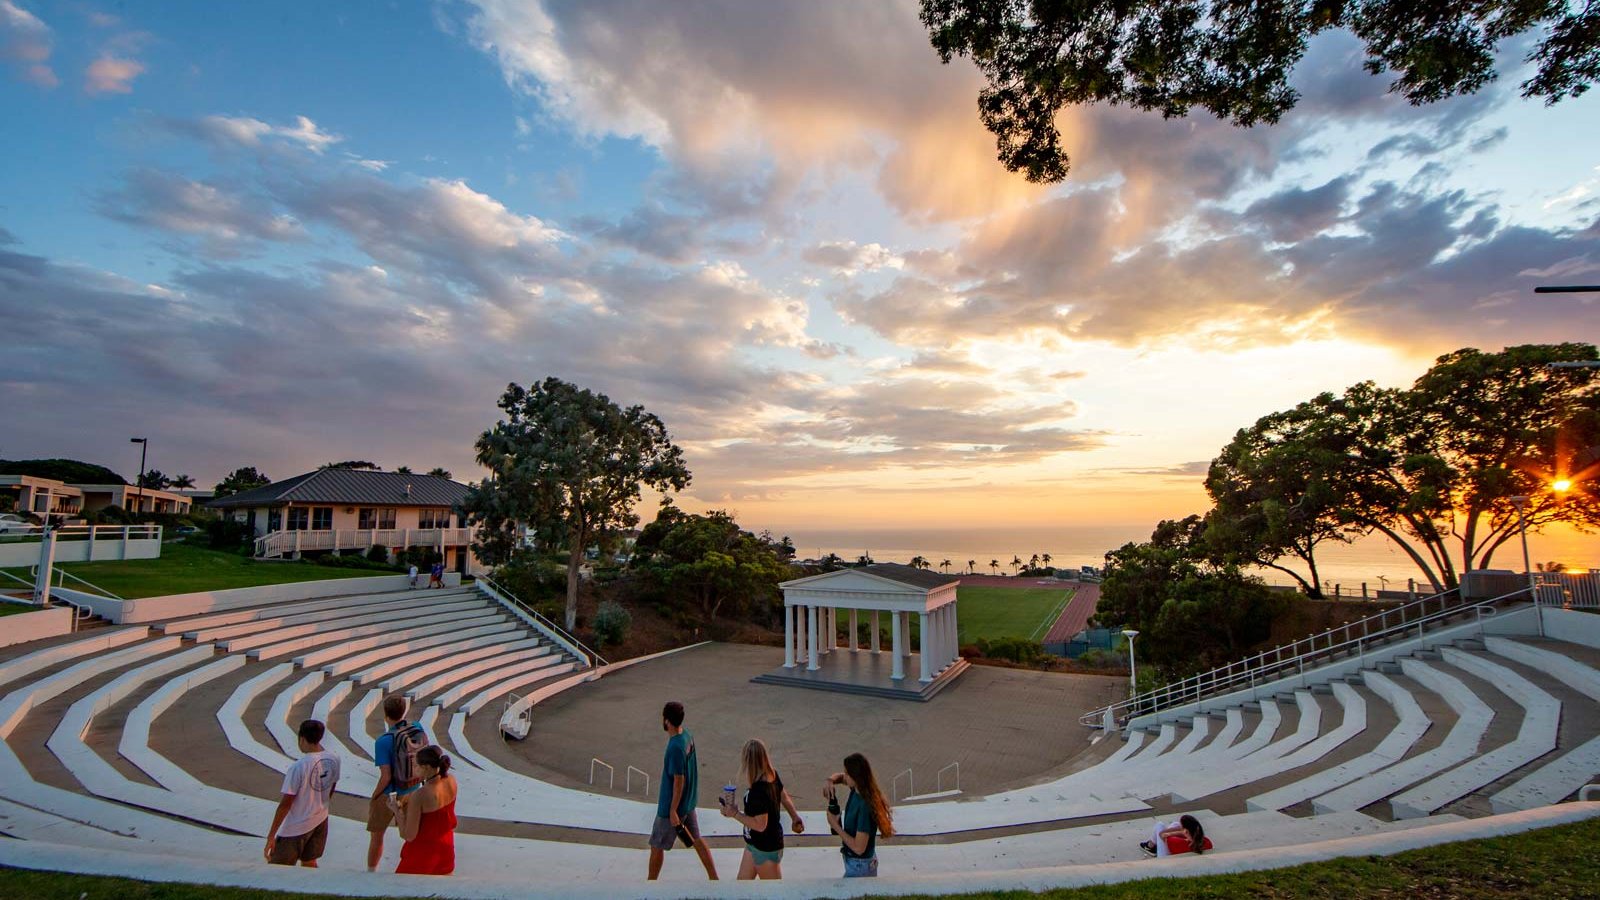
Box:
[173,114,343,154]
[96,169,306,255]
[1243,176,1354,244]
[85,55,142,94]
[0,0,56,87]
[801,241,904,275]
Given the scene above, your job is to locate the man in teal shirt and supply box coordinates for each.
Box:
[646,701,718,880]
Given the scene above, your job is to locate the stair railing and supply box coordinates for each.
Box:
[477,576,609,668]
[1080,584,1537,729]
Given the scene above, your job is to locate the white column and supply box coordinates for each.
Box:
[807,606,820,671]
[784,605,795,669]
[950,603,960,665]
[890,611,904,680]
[943,605,956,668]
[849,609,858,651]
[918,611,933,683]
[871,611,880,653]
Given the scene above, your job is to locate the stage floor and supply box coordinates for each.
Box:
[751,648,969,700]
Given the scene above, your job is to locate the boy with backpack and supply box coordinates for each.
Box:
[367,695,428,871]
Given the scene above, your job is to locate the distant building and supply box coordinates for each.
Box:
[0,474,193,517]
[208,468,480,573]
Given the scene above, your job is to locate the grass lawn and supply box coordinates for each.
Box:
[4,814,1596,899]
[0,600,40,617]
[956,585,1074,643]
[0,543,385,599]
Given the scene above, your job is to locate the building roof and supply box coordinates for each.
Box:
[208,469,469,509]
[858,563,962,590]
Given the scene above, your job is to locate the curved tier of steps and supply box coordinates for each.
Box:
[0,585,1597,895]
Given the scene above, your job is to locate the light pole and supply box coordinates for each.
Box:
[130,437,148,515]
[1509,495,1535,599]
[1122,629,1140,698]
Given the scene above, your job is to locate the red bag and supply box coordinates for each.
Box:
[1163,833,1214,854]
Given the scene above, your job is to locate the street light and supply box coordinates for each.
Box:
[1122,629,1140,698]
[130,437,148,515]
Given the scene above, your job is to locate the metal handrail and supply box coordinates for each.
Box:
[1081,584,1532,729]
[626,765,650,796]
[891,768,913,802]
[937,761,960,794]
[589,758,614,790]
[479,576,609,667]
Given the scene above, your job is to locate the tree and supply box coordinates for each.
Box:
[0,458,126,484]
[320,460,380,470]
[1094,516,1284,677]
[1041,552,1052,570]
[395,466,414,475]
[967,559,977,574]
[921,0,1600,183]
[213,467,271,499]
[461,378,691,630]
[1029,553,1041,571]
[634,507,790,622]
[169,474,196,489]
[910,555,930,570]
[137,470,171,490]
[941,558,953,573]
[989,559,1000,575]
[427,467,453,479]
[1011,554,1021,574]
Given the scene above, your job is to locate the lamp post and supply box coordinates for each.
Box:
[1122,629,1140,698]
[130,437,148,515]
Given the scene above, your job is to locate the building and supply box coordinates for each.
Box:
[208,468,480,573]
[0,475,193,518]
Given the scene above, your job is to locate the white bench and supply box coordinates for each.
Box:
[1484,638,1600,811]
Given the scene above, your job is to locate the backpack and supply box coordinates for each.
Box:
[388,723,428,787]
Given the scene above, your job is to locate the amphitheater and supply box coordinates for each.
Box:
[1,573,1598,898]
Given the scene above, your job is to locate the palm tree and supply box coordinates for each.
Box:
[989,559,1000,575]
[941,559,952,573]
[427,467,453,478]
[169,474,196,489]
[1535,561,1567,573]
[910,555,929,570]
[967,559,977,574]
[1011,555,1021,575]
[395,466,413,475]
[1041,552,1052,570]
[1029,553,1041,571]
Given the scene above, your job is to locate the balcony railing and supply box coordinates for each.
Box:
[255,527,472,558]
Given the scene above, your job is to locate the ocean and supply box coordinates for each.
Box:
[782,525,1598,593]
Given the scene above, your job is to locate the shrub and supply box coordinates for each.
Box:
[592,600,632,647]
[93,504,132,525]
[366,544,390,563]
[959,643,983,659]
[313,553,395,571]
[206,518,253,549]
[975,636,1048,665]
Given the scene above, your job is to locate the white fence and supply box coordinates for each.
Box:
[256,527,471,559]
[0,525,162,568]
[1539,572,1600,610]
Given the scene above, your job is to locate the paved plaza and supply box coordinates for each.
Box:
[475,642,1126,805]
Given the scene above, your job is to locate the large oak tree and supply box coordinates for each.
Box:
[462,378,691,630]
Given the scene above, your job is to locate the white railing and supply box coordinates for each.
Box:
[589,758,614,790]
[1538,572,1599,610]
[1078,584,1542,729]
[626,765,650,797]
[478,576,608,668]
[892,768,913,802]
[254,527,471,558]
[0,524,162,543]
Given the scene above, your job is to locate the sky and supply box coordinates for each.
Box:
[3,0,1599,537]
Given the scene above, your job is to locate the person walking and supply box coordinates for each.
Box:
[264,719,341,868]
[428,561,445,589]
[391,745,458,875]
[824,752,893,878]
[367,695,427,871]
[718,739,785,880]
[647,701,717,881]
[408,563,419,589]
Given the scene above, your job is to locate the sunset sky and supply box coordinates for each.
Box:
[4,1,1599,536]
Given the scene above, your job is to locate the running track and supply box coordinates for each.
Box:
[1042,583,1100,643]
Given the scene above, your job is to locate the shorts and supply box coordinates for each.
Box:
[367,794,394,833]
[648,809,701,851]
[843,855,878,878]
[270,818,328,865]
[745,843,783,866]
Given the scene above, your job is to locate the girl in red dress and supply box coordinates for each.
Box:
[390,745,458,875]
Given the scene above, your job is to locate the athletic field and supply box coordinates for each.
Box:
[955,585,1075,643]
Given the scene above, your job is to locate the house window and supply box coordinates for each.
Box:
[379,508,396,529]
[311,507,333,530]
[268,510,281,532]
[419,509,438,529]
[286,508,308,531]
[358,508,377,529]
[420,510,454,529]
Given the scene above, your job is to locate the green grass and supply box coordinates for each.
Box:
[0,600,41,617]
[3,814,1596,898]
[956,585,1074,643]
[0,543,382,599]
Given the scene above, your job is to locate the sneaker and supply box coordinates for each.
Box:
[1139,841,1156,857]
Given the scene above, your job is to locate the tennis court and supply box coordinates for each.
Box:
[955,585,1076,643]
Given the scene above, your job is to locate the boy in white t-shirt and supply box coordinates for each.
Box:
[408,564,419,588]
[265,718,341,866]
